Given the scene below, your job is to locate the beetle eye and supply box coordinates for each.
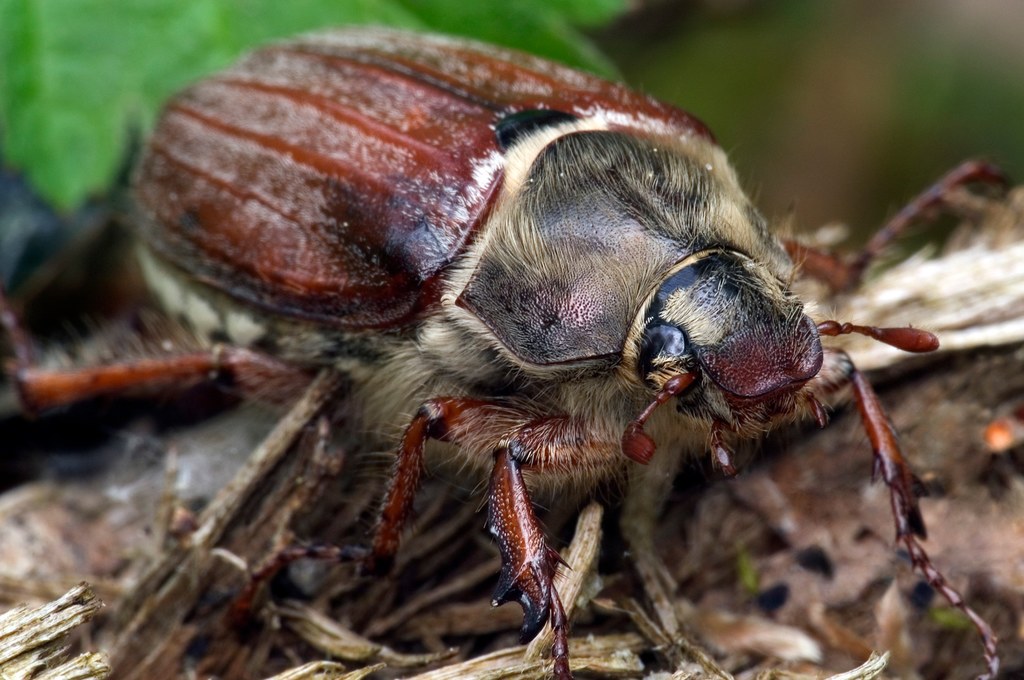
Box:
[638,323,689,383]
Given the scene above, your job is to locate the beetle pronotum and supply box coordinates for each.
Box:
[0,27,1006,679]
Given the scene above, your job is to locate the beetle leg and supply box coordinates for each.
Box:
[370,405,612,677]
[850,160,1007,281]
[827,350,1000,679]
[370,402,620,567]
[8,344,312,416]
[365,397,489,573]
[229,542,367,627]
[787,160,1008,290]
[845,365,928,540]
[489,446,571,680]
[804,393,829,428]
[1,283,315,415]
[2,280,319,415]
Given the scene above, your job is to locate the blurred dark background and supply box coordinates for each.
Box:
[598,0,1023,237]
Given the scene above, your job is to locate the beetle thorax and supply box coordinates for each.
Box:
[442,128,797,377]
[416,128,818,435]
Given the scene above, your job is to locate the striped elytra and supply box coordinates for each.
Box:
[134,28,711,331]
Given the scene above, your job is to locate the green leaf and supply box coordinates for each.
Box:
[0,0,626,210]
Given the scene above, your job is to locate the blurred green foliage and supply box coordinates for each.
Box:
[600,1,1024,234]
[0,0,624,210]
[1,0,1021,241]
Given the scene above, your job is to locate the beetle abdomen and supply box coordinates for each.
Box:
[134,28,711,332]
[137,247,390,367]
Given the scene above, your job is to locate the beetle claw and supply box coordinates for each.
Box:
[488,447,571,668]
[491,548,566,642]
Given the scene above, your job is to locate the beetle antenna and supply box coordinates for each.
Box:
[817,320,939,353]
[621,373,697,464]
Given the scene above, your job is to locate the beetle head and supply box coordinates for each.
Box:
[630,249,823,430]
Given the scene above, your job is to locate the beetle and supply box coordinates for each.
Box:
[0,27,1004,679]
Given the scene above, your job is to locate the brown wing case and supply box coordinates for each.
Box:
[134,27,711,330]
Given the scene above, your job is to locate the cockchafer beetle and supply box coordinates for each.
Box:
[0,27,1007,679]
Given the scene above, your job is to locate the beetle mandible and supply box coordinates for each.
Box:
[1,27,1003,679]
